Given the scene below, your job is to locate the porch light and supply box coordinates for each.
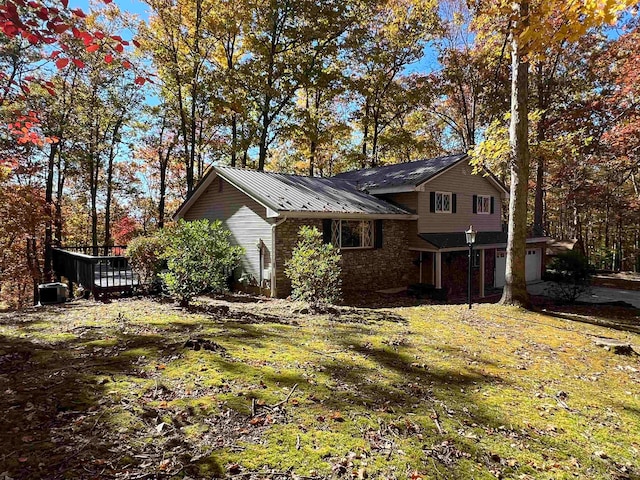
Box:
[466,225,476,310]
[465,225,477,246]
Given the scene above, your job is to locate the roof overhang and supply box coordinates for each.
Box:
[364,185,416,195]
[278,211,417,220]
[410,235,551,252]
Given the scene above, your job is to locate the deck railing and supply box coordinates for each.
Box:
[52,247,140,300]
[58,245,128,257]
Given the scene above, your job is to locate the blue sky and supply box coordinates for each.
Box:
[71,0,149,20]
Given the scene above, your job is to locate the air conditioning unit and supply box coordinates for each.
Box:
[38,282,68,305]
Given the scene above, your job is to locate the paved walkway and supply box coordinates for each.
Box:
[527,281,640,309]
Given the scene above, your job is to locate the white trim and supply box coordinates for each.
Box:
[173,169,218,220]
[173,168,276,220]
[476,194,491,214]
[434,191,452,213]
[332,219,374,249]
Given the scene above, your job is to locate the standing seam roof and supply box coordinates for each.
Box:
[216,166,412,216]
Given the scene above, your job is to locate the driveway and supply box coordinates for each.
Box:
[527,281,640,309]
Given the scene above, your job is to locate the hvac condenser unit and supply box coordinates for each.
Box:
[38,282,68,305]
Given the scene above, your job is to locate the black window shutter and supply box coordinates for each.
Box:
[322,219,332,244]
[429,192,435,213]
[452,194,457,213]
[472,194,478,214]
[490,196,495,214]
[374,220,383,248]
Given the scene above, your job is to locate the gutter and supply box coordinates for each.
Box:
[270,216,288,298]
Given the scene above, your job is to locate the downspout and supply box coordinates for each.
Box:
[270,217,287,297]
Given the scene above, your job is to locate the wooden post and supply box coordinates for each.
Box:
[479,249,485,298]
[435,251,442,289]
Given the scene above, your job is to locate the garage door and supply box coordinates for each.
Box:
[495,248,541,288]
[525,248,542,282]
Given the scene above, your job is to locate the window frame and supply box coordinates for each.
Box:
[434,191,452,214]
[331,219,374,249]
[476,195,491,214]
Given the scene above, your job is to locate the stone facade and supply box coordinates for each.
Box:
[274,218,416,297]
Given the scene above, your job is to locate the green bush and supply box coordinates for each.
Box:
[126,234,167,291]
[544,251,592,303]
[285,226,342,308]
[159,219,244,306]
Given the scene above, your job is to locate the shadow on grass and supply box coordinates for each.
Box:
[0,327,225,479]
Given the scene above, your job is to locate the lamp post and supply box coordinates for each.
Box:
[465,225,477,310]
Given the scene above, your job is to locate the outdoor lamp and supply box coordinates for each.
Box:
[466,225,476,309]
[465,225,477,246]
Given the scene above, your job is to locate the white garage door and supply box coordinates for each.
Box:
[525,248,542,282]
[495,248,542,288]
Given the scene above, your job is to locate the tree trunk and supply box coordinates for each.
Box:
[55,148,65,247]
[231,113,237,167]
[361,98,370,167]
[500,0,531,308]
[533,63,545,237]
[158,145,172,229]
[104,119,123,251]
[258,109,269,171]
[43,142,58,282]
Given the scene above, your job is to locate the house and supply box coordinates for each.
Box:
[173,153,549,299]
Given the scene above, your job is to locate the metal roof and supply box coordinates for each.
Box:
[333,154,468,192]
[215,166,413,217]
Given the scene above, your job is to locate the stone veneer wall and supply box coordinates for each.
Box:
[274,219,416,298]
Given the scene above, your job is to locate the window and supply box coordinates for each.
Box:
[435,192,452,213]
[331,220,373,249]
[477,195,491,214]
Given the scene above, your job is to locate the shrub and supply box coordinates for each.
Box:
[285,226,342,308]
[544,251,592,303]
[126,234,166,291]
[159,219,244,306]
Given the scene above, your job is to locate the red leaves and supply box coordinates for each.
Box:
[55,57,69,69]
[122,60,132,69]
[71,59,85,69]
[86,43,100,53]
[104,54,113,64]
[70,8,86,18]
[134,76,146,86]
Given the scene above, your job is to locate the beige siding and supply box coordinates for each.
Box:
[417,161,503,233]
[183,176,272,281]
[383,192,418,213]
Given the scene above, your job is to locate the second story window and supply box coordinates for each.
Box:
[477,195,491,214]
[435,192,452,213]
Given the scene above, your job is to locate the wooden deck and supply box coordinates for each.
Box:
[52,247,141,300]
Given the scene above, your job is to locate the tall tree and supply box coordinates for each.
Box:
[472,0,636,307]
[347,0,439,167]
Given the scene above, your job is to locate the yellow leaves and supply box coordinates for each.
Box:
[477,0,637,55]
